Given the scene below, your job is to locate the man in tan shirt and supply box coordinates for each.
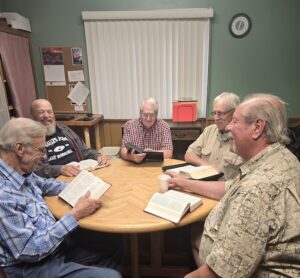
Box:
[185,94,300,278]
[168,92,243,201]
[186,92,243,180]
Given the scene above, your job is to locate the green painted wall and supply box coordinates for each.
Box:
[2,0,300,116]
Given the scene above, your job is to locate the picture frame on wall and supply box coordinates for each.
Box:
[71,47,83,65]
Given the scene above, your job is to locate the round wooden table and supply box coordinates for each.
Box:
[45,159,217,278]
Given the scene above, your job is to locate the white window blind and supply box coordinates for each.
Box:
[83,8,213,119]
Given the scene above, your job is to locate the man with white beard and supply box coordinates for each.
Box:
[30,99,109,178]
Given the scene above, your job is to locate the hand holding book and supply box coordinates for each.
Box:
[70,191,101,221]
[59,170,111,207]
[125,143,163,162]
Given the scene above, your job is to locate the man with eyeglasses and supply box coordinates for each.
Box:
[120,97,173,163]
[184,92,243,181]
[30,99,109,178]
[185,94,300,278]
[166,92,243,266]
[0,117,121,278]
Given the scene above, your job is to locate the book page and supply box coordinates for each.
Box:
[67,159,107,171]
[58,170,111,207]
[170,165,211,174]
[78,159,99,171]
[186,166,219,180]
[144,192,190,223]
[163,190,202,212]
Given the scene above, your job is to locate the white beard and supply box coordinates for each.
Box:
[46,122,56,136]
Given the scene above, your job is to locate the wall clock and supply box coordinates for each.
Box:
[229,13,252,38]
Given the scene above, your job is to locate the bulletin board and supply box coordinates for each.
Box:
[40,46,89,113]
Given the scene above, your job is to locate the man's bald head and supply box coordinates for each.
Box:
[30,99,56,136]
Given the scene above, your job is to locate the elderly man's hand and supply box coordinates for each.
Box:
[165,171,190,191]
[71,191,101,221]
[97,154,111,167]
[129,150,146,163]
[60,165,80,177]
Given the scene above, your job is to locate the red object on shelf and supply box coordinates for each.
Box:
[172,101,197,122]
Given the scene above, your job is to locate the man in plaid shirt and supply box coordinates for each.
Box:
[121,97,173,163]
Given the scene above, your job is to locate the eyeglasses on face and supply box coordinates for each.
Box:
[26,143,47,154]
[211,109,234,117]
[141,112,156,119]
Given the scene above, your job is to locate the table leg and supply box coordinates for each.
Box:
[83,127,91,148]
[94,123,101,150]
[130,234,139,278]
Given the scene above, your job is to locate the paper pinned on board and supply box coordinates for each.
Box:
[67,81,89,105]
[67,70,85,82]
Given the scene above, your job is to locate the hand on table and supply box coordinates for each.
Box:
[97,154,111,167]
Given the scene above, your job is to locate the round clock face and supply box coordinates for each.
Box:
[229,13,252,38]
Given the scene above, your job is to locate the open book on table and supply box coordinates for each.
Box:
[162,163,223,181]
[67,159,107,172]
[125,143,163,162]
[144,190,203,223]
[58,170,111,207]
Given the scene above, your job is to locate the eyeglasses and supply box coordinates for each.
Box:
[26,143,47,154]
[141,112,156,119]
[211,109,234,117]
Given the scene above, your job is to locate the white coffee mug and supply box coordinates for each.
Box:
[158,174,170,193]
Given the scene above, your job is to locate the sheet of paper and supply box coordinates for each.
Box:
[43,65,66,82]
[67,81,89,105]
[74,104,84,111]
[68,70,85,82]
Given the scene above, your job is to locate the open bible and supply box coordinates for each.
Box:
[58,170,111,207]
[144,190,203,223]
[163,163,223,181]
[67,159,108,171]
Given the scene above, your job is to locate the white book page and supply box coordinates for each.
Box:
[144,192,190,223]
[163,190,202,212]
[78,159,98,171]
[67,159,104,171]
[169,165,211,174]
[58,170,110,207]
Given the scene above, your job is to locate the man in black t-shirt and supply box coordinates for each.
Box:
[30,99,109,178]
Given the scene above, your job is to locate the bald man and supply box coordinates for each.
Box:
[186,94,300,278]
[30,99,109,178]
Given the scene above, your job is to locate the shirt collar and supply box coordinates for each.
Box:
[240,143,283,177]
[0,159,27,190]
[217,131,230,143]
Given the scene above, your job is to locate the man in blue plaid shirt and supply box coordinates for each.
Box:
[0,117,121,278]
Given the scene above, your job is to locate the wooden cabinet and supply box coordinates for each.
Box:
[0,20,36,119]
[167,121,202,160]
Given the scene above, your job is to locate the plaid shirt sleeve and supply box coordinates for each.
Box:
[0,193,78,264]
[0,167,78,265]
